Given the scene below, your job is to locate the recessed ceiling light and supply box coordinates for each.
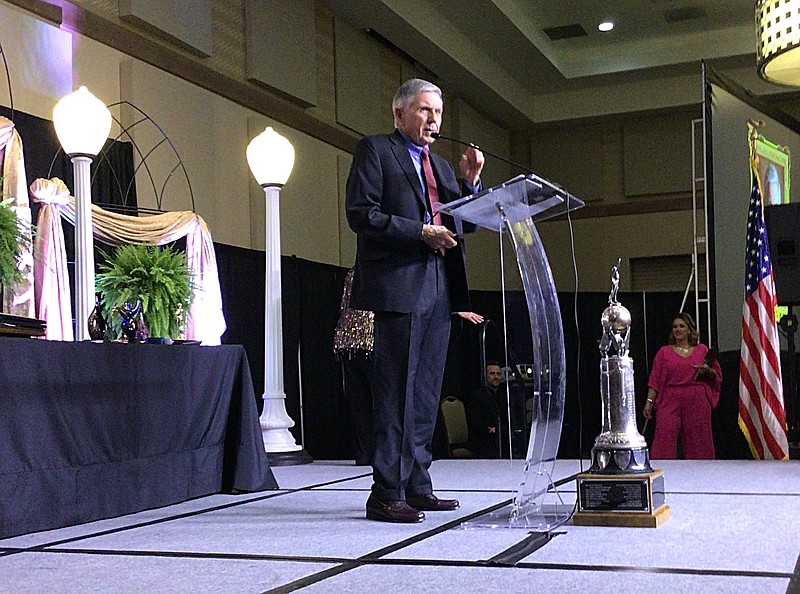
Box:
[598,21,614,32]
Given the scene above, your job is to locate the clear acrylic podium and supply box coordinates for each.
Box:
[437,173,584,530]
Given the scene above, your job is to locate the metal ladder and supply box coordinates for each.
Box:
[688,116,712,343]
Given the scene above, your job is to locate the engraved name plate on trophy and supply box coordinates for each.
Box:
[573,260,670,528]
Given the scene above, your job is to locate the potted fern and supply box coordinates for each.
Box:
[95,244,193,342]
[0,177,29,290]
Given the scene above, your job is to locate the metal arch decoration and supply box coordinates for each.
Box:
[0,40,13,122]
[47,100,196,215]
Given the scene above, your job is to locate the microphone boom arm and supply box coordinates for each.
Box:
[431,132,535,176]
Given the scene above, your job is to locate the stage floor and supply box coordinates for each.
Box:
[2,459,799,593]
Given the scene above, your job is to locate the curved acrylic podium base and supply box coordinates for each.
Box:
[463,494,572,531]
[438,176,583,532]
[505,217,570,530]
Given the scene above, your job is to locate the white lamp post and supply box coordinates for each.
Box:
[53,86,112,341]
[247,126,311,465]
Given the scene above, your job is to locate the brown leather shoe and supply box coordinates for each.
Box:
[406,493,460,511]
[366,495,425,523]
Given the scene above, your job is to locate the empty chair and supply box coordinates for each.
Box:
[440,396,473,459]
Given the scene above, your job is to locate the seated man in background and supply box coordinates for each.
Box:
[465,361,503,458]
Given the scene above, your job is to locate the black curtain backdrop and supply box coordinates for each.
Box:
[215,247,352,459]
[214,246,757,461]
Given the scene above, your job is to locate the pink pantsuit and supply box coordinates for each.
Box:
[648,344,722,459]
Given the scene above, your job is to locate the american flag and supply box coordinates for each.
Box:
[738,166,789,460]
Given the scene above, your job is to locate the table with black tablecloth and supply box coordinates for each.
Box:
[0,337,277,539]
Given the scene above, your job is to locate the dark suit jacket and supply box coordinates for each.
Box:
[346,130,473,314]
[465,387,501,458]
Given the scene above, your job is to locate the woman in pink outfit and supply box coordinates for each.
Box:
[643,313,722,459]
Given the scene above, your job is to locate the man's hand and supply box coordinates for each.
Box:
[459,146,485,186]
[455,311,483,324]
[422,224,457,250]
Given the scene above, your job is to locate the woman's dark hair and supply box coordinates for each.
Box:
[667,312,699,346]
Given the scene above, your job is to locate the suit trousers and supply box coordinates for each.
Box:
[341,353,373,465]
[370,253,451,501]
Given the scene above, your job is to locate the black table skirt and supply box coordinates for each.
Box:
[0,337,277,539]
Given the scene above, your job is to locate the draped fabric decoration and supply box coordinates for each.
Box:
[30,177,226,345]
[30,178,73,340]
[0,116,34,318]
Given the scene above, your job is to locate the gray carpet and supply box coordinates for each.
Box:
[1,459,798,593]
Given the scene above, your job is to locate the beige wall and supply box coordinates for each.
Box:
[526,110,700,291]
[0,0,703,293]
[119,60,251,243]
[537,211,696,292]
[0,2,73,119]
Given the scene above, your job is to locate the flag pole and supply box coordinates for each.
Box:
[738,140,790,460]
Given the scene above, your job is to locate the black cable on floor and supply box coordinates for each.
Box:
[486,530,559,566]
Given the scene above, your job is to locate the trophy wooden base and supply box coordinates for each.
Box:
[573,469,670,528]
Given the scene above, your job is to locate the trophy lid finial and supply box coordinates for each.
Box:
[600,258,631,357]
[609,258,621,305]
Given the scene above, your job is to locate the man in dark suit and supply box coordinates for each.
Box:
[346,78,484,523]
[465,361,503,459]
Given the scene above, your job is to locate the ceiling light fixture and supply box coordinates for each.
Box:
[598,21,614,32]
[757,0,800,85]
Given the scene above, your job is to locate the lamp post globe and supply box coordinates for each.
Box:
[53,86,112,341]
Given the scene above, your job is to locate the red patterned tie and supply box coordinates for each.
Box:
[421,147,443,227]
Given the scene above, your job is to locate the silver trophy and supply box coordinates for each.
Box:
[590,260,652,474]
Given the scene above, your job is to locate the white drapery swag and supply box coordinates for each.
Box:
[0,116,35,317]
[30,177,226,344]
